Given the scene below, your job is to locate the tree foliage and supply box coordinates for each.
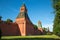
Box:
[43,28,47,32]
[34,25,38,30]
[6,19,13,23]
[0,16,2,20]
[53,0,60,36]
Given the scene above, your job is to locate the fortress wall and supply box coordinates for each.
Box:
[26,23,34,35]
[25,18,42,35]
[26,18,35,35]
[0,22,21,36]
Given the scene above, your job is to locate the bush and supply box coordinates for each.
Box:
[47,32,53,35]
[56,32,60,37]
[6,19,13,23]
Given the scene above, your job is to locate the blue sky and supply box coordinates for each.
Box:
[0,0,54,32]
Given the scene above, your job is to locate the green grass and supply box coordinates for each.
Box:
[1,35,60,40]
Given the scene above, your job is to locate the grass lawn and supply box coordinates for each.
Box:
[1,35,60,40]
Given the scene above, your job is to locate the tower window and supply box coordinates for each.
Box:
[21,8,24,11]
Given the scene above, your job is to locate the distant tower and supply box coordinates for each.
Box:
[38,21,42,28]
[38,21,43,32]
[15,4,34,36]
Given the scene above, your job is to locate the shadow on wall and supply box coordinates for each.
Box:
[0,21,21,36]
[16,23,21,36]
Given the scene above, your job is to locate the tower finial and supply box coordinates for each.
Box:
[16,3,27,18]
[21,0,25,5]
[21,3,26,7]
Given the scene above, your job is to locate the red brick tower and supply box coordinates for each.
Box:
[15,4,34,36]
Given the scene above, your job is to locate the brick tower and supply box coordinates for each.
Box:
[15,4,34,36]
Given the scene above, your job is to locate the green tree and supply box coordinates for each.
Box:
[53,0,60,36]
[34,25,38,30]
[6,19,13,23]
[0,16,2,20]
[43,27,47,32]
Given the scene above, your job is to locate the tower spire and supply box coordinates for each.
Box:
[16,4,28,18]
[20,3,27,13]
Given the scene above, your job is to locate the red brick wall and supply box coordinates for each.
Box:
[0,22,21,36]
[26,18,35,35]
[0,20,43,36]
